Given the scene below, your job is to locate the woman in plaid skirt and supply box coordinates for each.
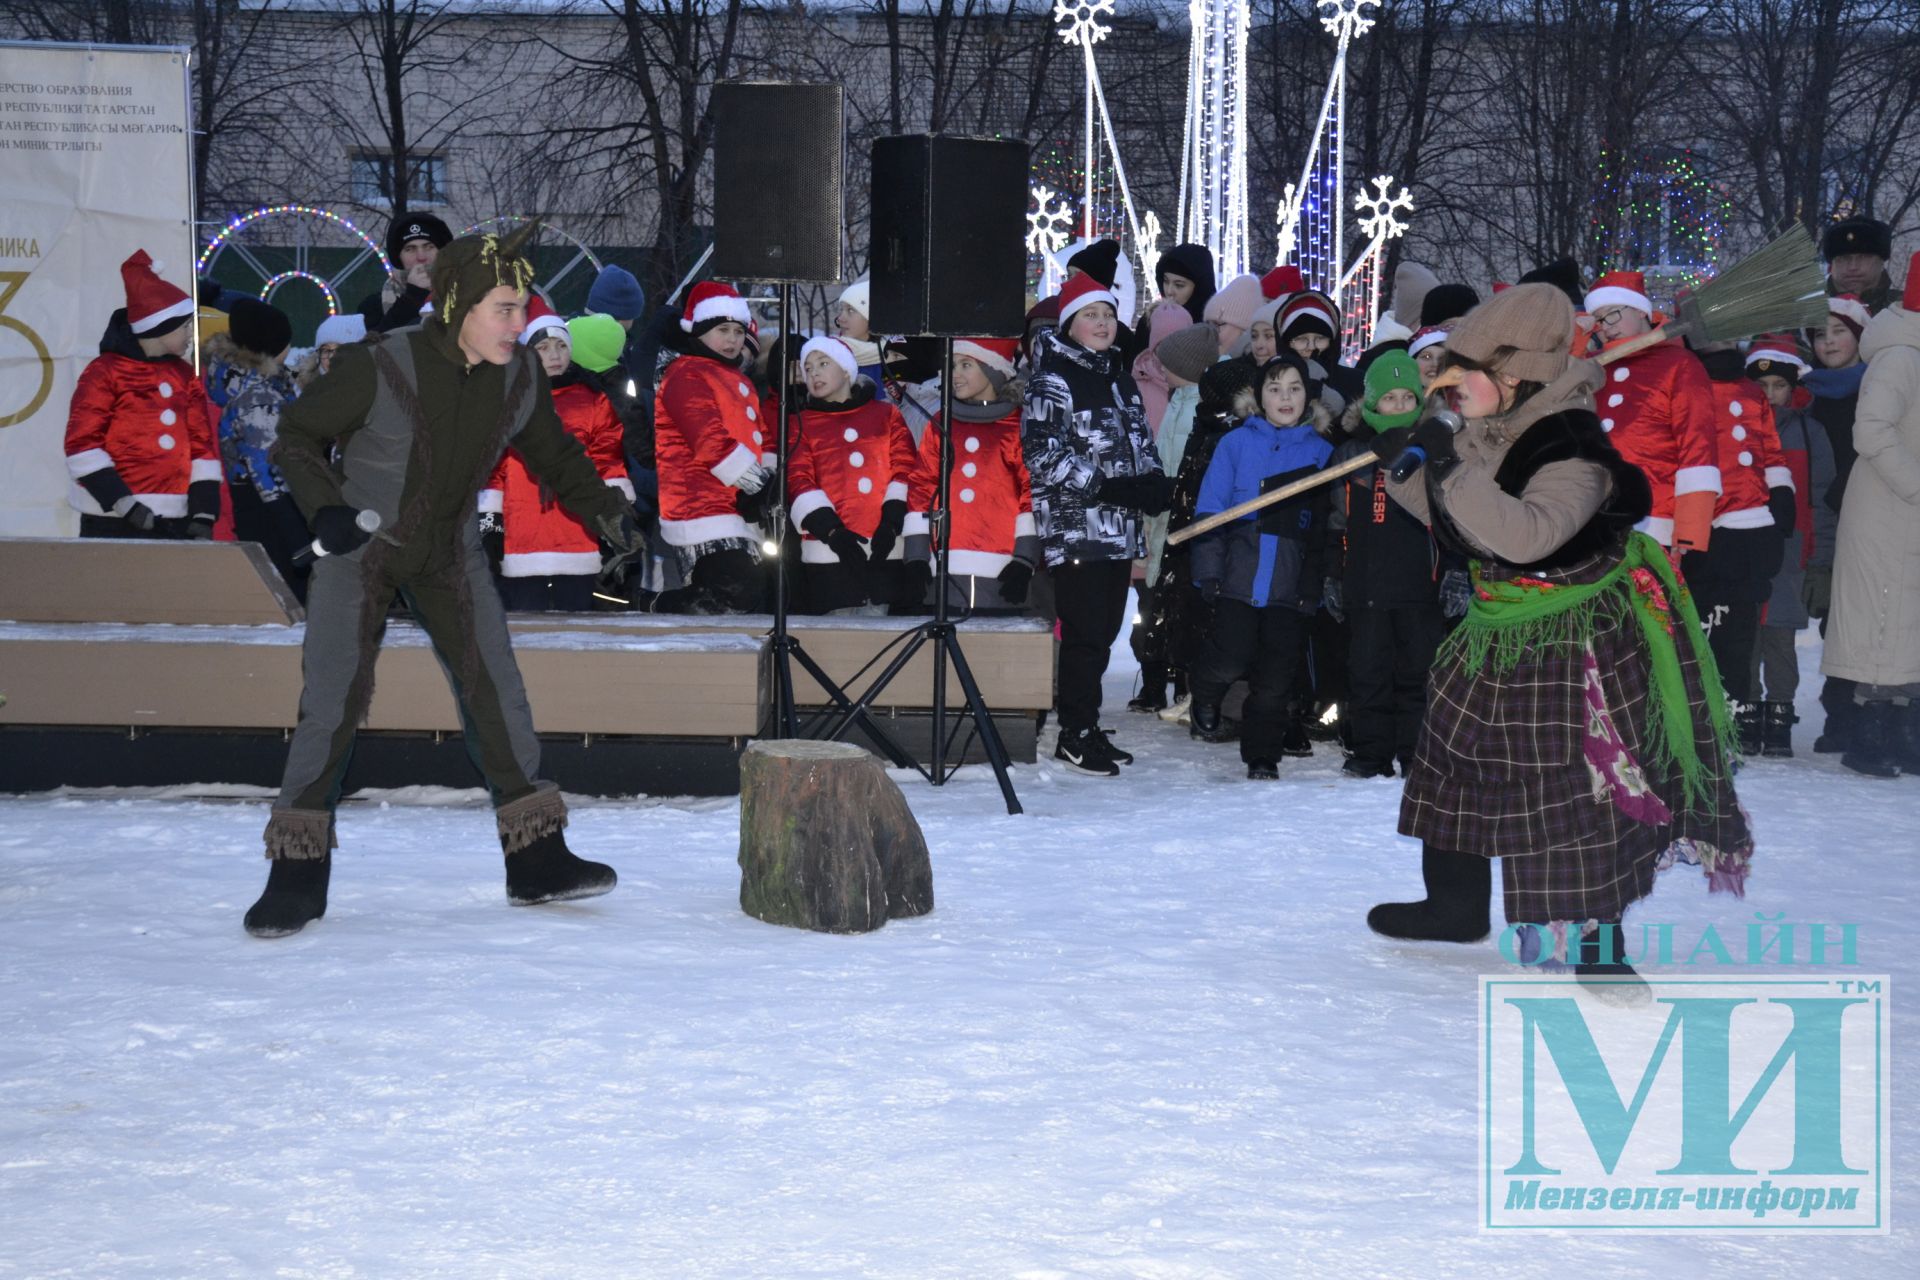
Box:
[1362,284,1752,991]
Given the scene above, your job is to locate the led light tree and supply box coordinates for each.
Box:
[1273,0,1380,293]
[1177,0,1252,278]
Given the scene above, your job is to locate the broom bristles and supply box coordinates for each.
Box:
[1682,225,1831,343]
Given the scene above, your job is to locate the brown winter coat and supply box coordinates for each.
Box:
[1822,304,1920,688]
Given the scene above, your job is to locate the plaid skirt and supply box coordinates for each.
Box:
[1399,552,1751,926]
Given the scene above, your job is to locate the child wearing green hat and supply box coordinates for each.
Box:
[1325,350,1449,778]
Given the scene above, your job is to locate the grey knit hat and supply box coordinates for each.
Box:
[1442,283,1573,383]
[1156,322,1221,384]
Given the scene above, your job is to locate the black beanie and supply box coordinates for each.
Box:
[1517,258,1584,308]
[385,212,453,262]
[1258,351,1322,412]
[1821,216,1892,264]
[1198,353,1259,416]
[1157,242,1218,321]
[1420,283,1481,328]
[1066,239,1121,289]
[228,296,292,357]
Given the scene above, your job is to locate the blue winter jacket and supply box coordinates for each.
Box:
[1191,415,1334,609]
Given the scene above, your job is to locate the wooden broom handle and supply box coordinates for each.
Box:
[1165,451,1377,546]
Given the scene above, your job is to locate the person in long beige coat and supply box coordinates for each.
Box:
[1821,260,1920,777]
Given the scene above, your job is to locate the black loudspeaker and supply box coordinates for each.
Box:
[710,82,843,282]
[869,135,1029,337]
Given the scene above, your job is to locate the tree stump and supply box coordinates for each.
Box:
[737,739,934,933]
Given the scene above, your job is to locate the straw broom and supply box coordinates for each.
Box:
[1168,226,1831,548]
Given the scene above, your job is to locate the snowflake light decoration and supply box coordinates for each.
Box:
[1053,0,1114,46]
[1317,0,1379,41]
[1027,184,1076,257]
[1354,175,1412,242]
[1135,210,1164,299]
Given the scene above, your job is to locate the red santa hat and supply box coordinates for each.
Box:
[1906,251,1920,311]
[1491,281,1512,294]
[953,336,1019,383]
[799,334,859,382]
[1584,270,1652,317]
[1407,325,1449,359]
[1745,333,1809,375]
[1260,264,1304,301]
[1057,270,1118,327]
[680,280,751,333]
[121,249,195,335]
[518,292,569,347]
[1824,293,1871,339]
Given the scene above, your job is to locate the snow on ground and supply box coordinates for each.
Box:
[0,631,1914,1277]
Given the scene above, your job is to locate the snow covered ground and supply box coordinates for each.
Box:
[1,631,1913,1277]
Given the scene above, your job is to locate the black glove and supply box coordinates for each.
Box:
[1321,577,1344,622]
[1096,471,1175,515]
[312,505,374,556]
[899,559,933,605]
[1258,465,1324,538]
[1408,414,1460,477]
[594,508,647,586]
[801,508,867,566]
[187,478,221,526]
[997,559,1034,605]
[735,484,771,525]
[1368,426,1413,463]
[120,500,158,533]
[1197,579,1222,605]
[867,499,907,563]
[478,510,505,573]
[185,518,214,541]
[1767,486,1797,537]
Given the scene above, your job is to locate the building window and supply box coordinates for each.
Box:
[349,152,448,207]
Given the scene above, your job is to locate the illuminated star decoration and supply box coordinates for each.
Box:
[1053,0,1114,45]
[1354,175,1412,243]
[1317,0,1379,41]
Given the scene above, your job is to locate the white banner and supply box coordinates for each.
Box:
[0,42,193,536]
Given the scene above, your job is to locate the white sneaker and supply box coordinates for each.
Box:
[1159,694,1192,724]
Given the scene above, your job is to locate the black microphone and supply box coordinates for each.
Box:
[292,509,382,567]
[1388,408,1465,483]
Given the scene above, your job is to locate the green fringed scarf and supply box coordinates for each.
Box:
[1439,531,1739,811]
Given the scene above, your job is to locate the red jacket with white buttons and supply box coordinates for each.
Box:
[1705,375,1791,528]
[653,350,770,546]
[64,347,220,518]
[903,406,1038,578]
[786,388,916,564]
[1592,334,1721,550]
[480,376,633,577]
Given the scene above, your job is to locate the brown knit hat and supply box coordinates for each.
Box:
[1442,283,1573,383]
[1156,322,1221,384]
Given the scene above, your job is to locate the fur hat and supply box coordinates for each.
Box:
[1822,216,1893,264]
[1444,283,1575,384]
[1058,272,1118,328]
[1420,282,1481,328]
[1156,322,1221,385]
[1203,273,1264,333]
[680,280,752,334]
[1198,353,1262,418]
[313,313,367,348]
[518,293,569,347]
[430,222,539,336]
[385,213,453,263]
[1518,257,1585,307]
[227,296,292,357]
[1066,239,1122,289]
[119,250,194,336]
[1359,350,1423,433]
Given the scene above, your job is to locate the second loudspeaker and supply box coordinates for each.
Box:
[868,135,1028,337]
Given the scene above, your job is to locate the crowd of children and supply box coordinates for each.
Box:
[63,216,1918,794]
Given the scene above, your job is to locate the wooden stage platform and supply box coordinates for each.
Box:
[0,538,1055,797]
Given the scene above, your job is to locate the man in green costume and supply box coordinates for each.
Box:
[244,226,643,938]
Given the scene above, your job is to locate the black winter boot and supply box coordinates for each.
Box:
[1760,700,1796,757]
[1246,758,1279,780]
[1574,919,1650,1004]
[1367,844,1492,943]
[244,855,331,938]
[1189,700,1234,744]
[1128,663,1169,713]
[1841,701,1903,779]
[1281,717,1313,758]
[506,829,618,905]
[1342,756,1394,779]
[1734,701,1763,758]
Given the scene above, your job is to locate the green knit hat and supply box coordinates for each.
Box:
[1360,350,1423,433]
[567,314,627,374]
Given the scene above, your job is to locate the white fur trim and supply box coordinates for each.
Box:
[607,477,636,501]
[903,512,931,537]
[1713,506,1774,530]
[1764,466,1794,490]
[800,335,859,381]
[477,489,504,513]
[1583,285,1651,315]
[709,442,759,487]
[884,480,909,503]
[501,551,601,577]
[190,459,224,483]
[520,314,570,347]
[1674,465,1722,497]
[660,512,750,545]
[952,340,1016,380]
[65,448,116,479]
[1059,284,1118,325]
[788,488,835,529]
[1013,512,1037,537]
[129,295,195,334]
[1745,345,1809,373]
[1407,329,1448,358]
[946,548,1014,578]
[682,292,751,332]
[1634,515,1674,545]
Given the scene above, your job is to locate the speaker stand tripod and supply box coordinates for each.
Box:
[817,337,1023,815]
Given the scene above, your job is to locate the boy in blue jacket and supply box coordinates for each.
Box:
[1189,352,1335,777]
